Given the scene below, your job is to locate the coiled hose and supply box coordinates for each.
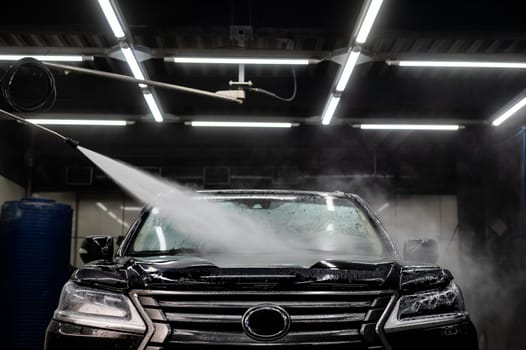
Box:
[1,57,56,112]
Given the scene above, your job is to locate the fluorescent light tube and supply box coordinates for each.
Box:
[97,0,126,39]
[355,0,384,44]
[492,97,526,126]
[143,92,164,122]
[27,119,127,126]
[0,55,89,62]
[390,60,526,69]
[335,50,361,92]
[360,124,460,130]
[166,57,310,65]
[190,121,293,128]
[121,47,147,88]
[120,47,147,87]
[321,95,341,125]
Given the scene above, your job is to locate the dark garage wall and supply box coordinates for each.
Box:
[0,120,27,185]
[0,120,27,203]
[28,123,461,196]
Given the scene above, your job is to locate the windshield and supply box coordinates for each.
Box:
[128,194,393,261]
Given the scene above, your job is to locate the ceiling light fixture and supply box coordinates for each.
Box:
[0,55,91,62]
[355,0,384,44]
[359,124,460,130]
[387,60,526,69]
[492,97,526,126]
[97,0,126,39]
[120,47,147,88]
[189,121,293,128]
[335,49,361,92]
[318,0,383,126]
[143,92,164,123]
[165,57,310,65]
[99,0,163,123]
[321,95,341,125]
[27,119,128,126]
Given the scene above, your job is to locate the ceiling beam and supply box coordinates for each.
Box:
[0,46,330,63]
[372,30,526,41]
[0,46,107,55]
[342,117,486,126]
[25,113,485,127]
[375,52,526,62]
[153,48,329,61]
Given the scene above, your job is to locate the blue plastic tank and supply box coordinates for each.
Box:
[0,198,72,350]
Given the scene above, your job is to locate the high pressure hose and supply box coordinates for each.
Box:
[0,56,251,149]
[0,58,78,147]
[0,108,79,148]
[248,67,297,102]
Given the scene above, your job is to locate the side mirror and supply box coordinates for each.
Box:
[79,235,114,264]
[404,239,439,264]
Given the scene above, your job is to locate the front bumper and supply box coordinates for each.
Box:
[45,320,143,350]
[45,319,478,350]
[387,320,478,350]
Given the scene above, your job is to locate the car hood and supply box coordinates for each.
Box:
[71,255,454,294]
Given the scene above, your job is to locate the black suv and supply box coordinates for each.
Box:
[45,190,478,350]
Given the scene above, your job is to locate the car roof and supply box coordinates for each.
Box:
[196,189,358,199]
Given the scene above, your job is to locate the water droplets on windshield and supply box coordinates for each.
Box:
[78,146,393,266]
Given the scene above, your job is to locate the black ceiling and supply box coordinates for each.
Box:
[1,0,525,193]
[0,0,525,125]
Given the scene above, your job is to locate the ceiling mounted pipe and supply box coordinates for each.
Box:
[41,61,243,104]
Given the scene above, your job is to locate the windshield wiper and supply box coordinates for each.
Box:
[130,247,201,257]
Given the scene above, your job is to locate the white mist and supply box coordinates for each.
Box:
[78,146,286,255]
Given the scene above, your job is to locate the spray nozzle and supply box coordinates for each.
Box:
[65,138,80,148]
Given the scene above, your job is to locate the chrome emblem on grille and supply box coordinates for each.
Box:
[242,304,291,341]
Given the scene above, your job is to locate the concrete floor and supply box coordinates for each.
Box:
[472,278,526,350]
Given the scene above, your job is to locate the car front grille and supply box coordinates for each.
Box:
[134,290,394,350]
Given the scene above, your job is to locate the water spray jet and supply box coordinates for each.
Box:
[0,108,289,255]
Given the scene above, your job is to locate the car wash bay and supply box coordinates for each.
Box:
[0,1,525,349]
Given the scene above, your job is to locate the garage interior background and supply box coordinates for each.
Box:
[1,0,526,349]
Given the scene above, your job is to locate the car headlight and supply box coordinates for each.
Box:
[384,282,468,331]
[53,281,146,333]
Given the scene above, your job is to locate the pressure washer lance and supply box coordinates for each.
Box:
[0,108,79,148]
